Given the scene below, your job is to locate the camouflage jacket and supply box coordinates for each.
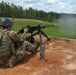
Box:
[0,27,13,57]
[0,27,24,58]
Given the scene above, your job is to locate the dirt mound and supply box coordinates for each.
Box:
[0,36,76,75]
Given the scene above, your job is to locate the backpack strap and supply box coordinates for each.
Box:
[0,34,4,46]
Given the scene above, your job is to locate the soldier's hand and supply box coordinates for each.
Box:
[18,28,24,33]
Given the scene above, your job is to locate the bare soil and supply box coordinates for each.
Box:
[0,36,76,75]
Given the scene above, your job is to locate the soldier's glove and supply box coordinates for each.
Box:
[18,28,24,33]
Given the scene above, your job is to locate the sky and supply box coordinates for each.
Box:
[0,0,76,14]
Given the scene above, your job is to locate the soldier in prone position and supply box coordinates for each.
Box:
[0,18,40,68]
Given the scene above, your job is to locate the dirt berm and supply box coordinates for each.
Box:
[0,36,76,75]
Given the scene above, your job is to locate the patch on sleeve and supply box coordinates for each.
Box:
[11,32,16,37]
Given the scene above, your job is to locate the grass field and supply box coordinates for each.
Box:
[12,18,76,39]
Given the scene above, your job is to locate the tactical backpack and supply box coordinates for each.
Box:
[0,29,12,57]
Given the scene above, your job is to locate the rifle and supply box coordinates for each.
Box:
[18,24,55,60]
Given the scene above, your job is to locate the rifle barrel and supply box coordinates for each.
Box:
[41,24,55,28]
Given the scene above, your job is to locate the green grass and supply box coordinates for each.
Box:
[12,18,76,39]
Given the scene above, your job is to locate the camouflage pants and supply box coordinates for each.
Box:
[5,41,39,68]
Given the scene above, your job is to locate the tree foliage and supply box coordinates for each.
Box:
[0,1,76,22]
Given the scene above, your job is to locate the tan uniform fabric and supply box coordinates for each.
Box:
[0,27,39,68]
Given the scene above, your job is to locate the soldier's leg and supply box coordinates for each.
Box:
[6,55,18,68]
[6,50,25,68]
[23,41,40,53]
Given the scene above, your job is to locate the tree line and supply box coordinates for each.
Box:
[0,1,76,22]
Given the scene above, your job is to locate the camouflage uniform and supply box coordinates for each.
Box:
[0,27,39,68]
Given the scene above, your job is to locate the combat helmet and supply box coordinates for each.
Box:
[0,17,13,27]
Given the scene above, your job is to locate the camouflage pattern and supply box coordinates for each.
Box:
[21,28,31,40]
[0,27,39,68]
[0,27,12,57]
[9,31,23,42]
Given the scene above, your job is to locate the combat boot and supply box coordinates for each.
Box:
[6,62,14,68]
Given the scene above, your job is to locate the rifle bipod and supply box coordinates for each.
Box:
[22,24,55,60]
[37,25,50,60]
